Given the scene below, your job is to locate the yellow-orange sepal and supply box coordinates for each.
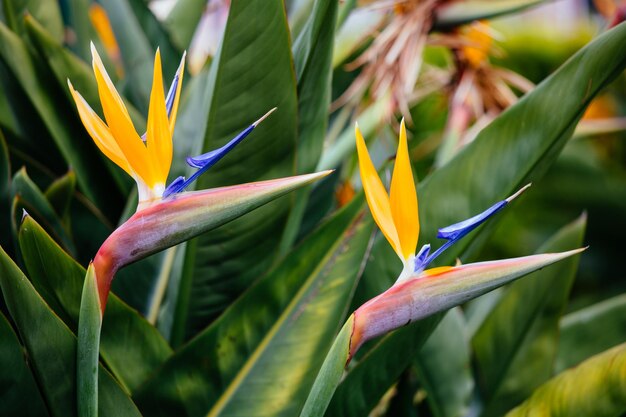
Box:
[69,44,183,207]
[356,120,419,262]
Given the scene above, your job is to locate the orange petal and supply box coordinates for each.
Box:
[146,49,172,188]
[91,44,153,185]
[355,123,402,258]
[68,81,132,176]
[390,119,419,259]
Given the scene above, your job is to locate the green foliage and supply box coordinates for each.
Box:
[0,0,625,416]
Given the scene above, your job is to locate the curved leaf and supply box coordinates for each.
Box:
[0,130,10,252]
[413,308,473,417]
[506,343,626,417]
[0,21,125,211]
[173,0,299,344]
[556,294,626,373]
[473,215,586,416]
[11,168,75,255]
[0,246,142,417]
[135,197,371,417]
[280,0,339,254]
[0,311,49,417]
[434,0,549,29]
[306,23,626,415]
[18,216,173,393]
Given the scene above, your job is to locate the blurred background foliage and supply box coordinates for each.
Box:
[1,0,626,416]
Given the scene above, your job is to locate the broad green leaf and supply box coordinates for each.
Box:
[556,294,626,373]
[23,14,141,195]
[173,0,298,344]
[44,170,76,227]
[413,308,473,417]
[0,21,125,211]
[134,197,371,417]
[11,168,75,255]
[164,0,206,51]
[77,263,101,417]
[126,0,182,73]
[473,215,585,415]
[280,0,338,253]
[18,216,173,393]
[0,130,10,252]
[506,343,626,417]
[321,316,442,417]
[416,24,626,266]
[319,249,582,417]
[434,0,548,29]
[0,311,49,416]
[0,246,143,417]
[97,0,155,111]
[299,316,355,417]
[2,0,63,41]
[314,23,626,416]
[65,0,91,59]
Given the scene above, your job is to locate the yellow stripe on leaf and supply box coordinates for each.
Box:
[355,123,402,258]
[390,119,419,259]
[146,49,172,188]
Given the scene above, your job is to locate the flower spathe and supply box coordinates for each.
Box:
[348,122,585,361]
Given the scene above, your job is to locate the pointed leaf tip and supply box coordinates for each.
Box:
[253,107,278,127]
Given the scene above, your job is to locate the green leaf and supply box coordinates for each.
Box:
[11,168,75,255]
[0,21,125,211]
[134,197,371,417]
[0,246,143,417]
[319,249,581,417]
[299,316,355,417]
[18,215,173,393]
[473,215,586,415]
[164,0,206,51]
[97,0,155,111]
[413,308,473,417]
[280,0,339,253]
[23,14,140,195]
[77,263,101,417]
[0,129,11,252]
[320,316,442,417]
[314,22,626,416]
[2,0,64,42]
[173,0,299,344]
[556,294,626,373]
[417,22,626,268]
[506,343,626,417]
[0,311,49,416]
[434,0,548,29]
[44,169,76,225]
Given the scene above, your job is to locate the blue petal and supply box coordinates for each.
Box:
[185,124,254,169]
[437,200,507,241]
[163,111,273,197]
[413,244,431,272]
[163,176,185,198]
